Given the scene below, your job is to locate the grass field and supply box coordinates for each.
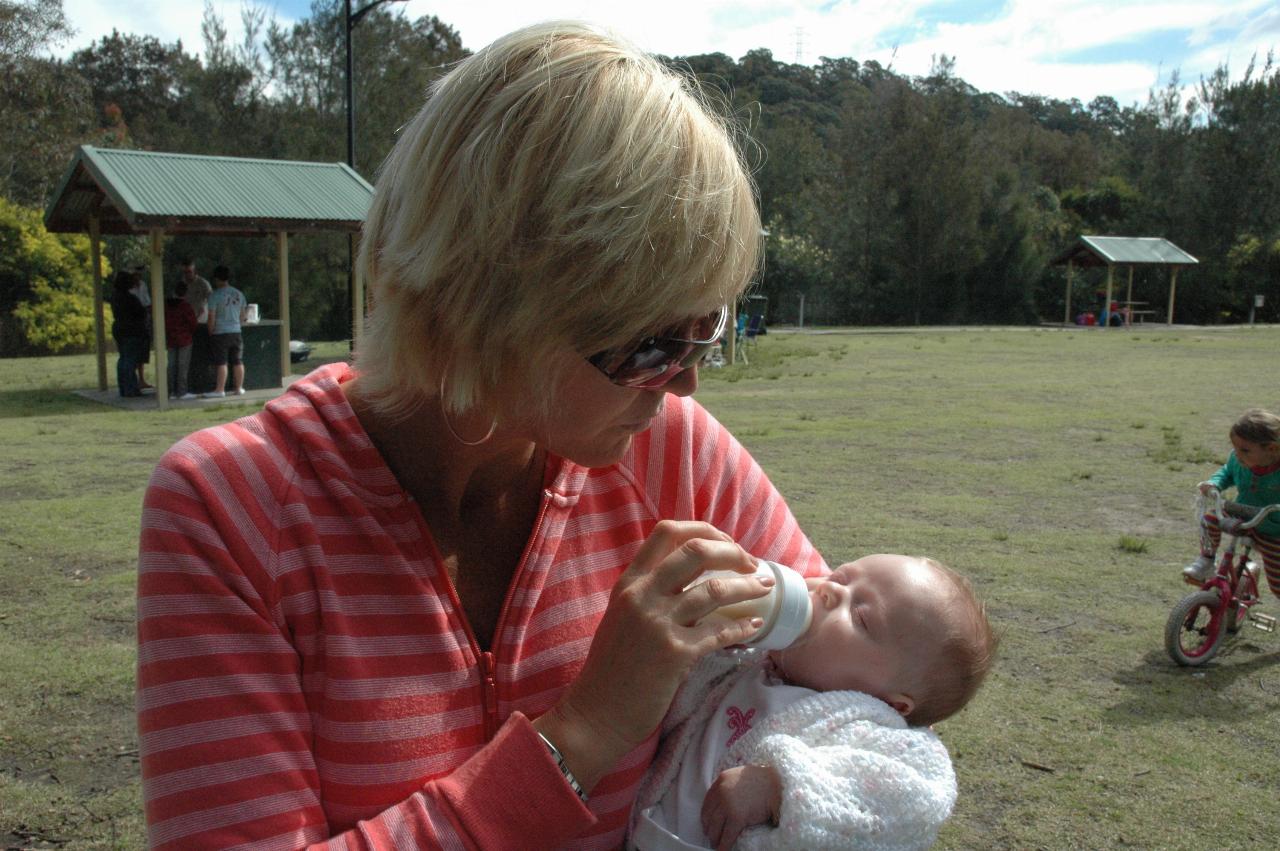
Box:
[2,327,1279,849]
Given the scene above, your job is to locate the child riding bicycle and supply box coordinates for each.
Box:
[1183,408,1280,597]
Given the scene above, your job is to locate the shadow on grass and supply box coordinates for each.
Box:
[0,388,114,420]
[1104,646,1280,724]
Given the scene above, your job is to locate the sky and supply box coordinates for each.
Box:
[57,0,1279,107]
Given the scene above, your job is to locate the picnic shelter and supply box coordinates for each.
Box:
[1051,236,1199,327]
[43,145,374,409]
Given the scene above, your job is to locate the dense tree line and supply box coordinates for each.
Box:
[2,0,1277,353]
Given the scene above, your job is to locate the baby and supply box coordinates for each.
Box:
[629,554,996,851]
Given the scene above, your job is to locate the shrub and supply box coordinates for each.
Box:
[0,197,110,354]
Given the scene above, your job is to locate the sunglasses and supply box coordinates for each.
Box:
[588,305,729,389]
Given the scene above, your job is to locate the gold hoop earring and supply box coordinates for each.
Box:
[439,374,497,446]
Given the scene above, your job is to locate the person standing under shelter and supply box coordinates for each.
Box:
[109,270,147,397]
[129,266,154,391]
[179,258,212,322]
[202,265,248,398]
[164,281,199,400]
[180,258,214,392]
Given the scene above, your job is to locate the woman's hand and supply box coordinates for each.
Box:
[534,520,770,789]
[702,764,783,851]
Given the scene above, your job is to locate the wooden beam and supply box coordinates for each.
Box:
[1168,267,1179,326]
[1102,264,1114,329]
[1125,266,1134,327]
[150,229,169,410]
[1064,260,1074,326]
[277,231,291,384]
[89,216,107,391]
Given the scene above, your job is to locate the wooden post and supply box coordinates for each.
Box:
[1063,260,1074,326]
[150,229,169,410]
[277,232,291,385]
[1125,266,1134,327]
[89,216,107,391]
[1167,267,1179,326]
[1102,264,1114,329]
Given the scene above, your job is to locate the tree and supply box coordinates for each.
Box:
[70,31,198,150]
[0,197,108,354]
[0,0,90,205]
[759,218,837,323]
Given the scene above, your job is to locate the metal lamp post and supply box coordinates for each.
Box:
[345,0,407,171]
[344,0,407,347]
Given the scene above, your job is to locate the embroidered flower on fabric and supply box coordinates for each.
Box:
[725,705,755,748]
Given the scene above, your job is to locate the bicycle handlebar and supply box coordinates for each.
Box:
[1222,500,1280,527]
[1201,484,1280,529]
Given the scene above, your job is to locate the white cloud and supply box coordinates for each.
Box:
[53,0,1277,108]
[61,1,247,55]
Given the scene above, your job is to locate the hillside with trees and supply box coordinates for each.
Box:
[2,0,1277,353]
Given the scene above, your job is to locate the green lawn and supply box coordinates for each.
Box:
[2,328,1278,849]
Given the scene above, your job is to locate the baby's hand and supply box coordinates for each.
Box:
[701,764,782,851]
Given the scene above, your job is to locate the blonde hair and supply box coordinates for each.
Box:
[906,559,997,727]
[1231,408,1280,447]
[355,21,761,418]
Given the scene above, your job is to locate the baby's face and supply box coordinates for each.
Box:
[772,554,949,709]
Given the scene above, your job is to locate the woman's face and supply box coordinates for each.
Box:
[506,354,700,469]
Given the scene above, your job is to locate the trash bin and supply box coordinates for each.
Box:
[745,294,768,335]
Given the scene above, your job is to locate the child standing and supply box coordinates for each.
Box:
[1183,409,1280,597]
[629,554,996,851]
[164,281,199,400]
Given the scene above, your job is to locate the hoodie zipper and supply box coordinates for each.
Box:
[479,487,553,739]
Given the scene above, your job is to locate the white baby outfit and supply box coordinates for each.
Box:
[629,649,956,851]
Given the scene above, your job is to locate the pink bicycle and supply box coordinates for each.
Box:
[1164,489,1279,666]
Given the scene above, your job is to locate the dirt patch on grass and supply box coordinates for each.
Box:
[1,688,141,849]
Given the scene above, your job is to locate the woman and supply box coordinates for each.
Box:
[137,22,826,849]
[111,270,148,397]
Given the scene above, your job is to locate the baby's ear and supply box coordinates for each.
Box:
[885,692,915,718]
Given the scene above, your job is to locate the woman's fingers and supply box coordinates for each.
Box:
[547,522,766,766]
[671,569,772,627]
[628,520,734,577]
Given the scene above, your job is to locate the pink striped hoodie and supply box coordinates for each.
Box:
[137,363,825,849]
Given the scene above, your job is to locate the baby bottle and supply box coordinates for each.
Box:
[690,560,813,650]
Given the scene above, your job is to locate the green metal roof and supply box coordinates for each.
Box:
[44,145,373,236]
[1052,236,1199,268]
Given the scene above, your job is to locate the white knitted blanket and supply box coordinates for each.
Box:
[630,650,956,850]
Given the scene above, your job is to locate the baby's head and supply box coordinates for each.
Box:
[770,554,995,727]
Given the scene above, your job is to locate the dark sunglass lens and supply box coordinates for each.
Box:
[609,339,688,382]
[588,305,727,388]
[676,341,717,370]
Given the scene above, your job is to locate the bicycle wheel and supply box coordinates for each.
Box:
[1165,590,1227,666]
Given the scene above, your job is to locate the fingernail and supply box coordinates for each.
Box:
[749,617,764,628]
[758,575,776,587]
